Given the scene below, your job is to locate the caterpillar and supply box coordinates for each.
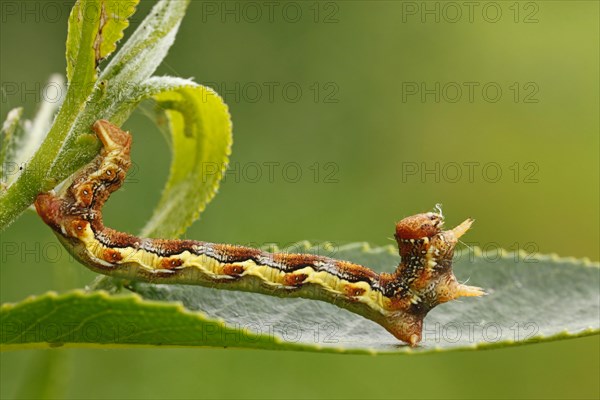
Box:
[34,120,485,346]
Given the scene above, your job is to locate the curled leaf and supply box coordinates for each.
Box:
[139,79,233,238]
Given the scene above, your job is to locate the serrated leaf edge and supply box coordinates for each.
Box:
[1,287,597,354]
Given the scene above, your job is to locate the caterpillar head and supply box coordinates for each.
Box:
[384,209,484,345]
[395,212,445,242]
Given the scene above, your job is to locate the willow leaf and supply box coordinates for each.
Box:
[66,0,139,81]
[0,107,25,185]
[2,245,597,354]
[96,0,140,63]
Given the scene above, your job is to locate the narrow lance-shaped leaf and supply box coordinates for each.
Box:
[64,0,101,84]
[0,75,66,190]
[96,1,140,63]
[66,0,139,81]
[99,0,190,85]
[0,107,25,186]
[28,76,68,172]
[2,245,598,353]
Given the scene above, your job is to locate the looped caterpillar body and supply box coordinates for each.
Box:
[35,120,485,346]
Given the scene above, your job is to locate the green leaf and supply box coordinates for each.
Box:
[0,75,67,193]
[72,0,191,131]
[139,79,233,238]
[96,1,140,64]
[2,245,598,353]
[66,0,139,81]
[0,107,25,185]
[65,0,101,82]
[64,2,86,81]
[0,290,289,352]
[99,0,190,86]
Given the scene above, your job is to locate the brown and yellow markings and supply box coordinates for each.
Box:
[272,253,324,270]
[102,248,123,263]
[283,273,309,287]
[222,264,246,276]
[212,243,263,262]
[413,266,434,291]
[159,257,184,270]
[343,284,366,298]
[335,260,379,281]
[33,120,486,347]
[74,183,94,207]
[384,295,413,312]
[67,219,89,237]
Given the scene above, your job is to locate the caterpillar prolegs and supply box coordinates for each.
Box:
[34,120,485,346]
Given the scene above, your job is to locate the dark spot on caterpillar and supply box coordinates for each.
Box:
[160,258,183,270]
[77,183,94,207]
[103,248,122,263]
[408,300,427,315]
[283,273,308,286]
[222,264,245,276]
[102,167,122,185]
[70,219,88,237]
[344,285,366,297]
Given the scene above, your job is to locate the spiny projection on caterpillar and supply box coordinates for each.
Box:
[34,120,485,346]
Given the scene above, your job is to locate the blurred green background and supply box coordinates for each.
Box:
[1,0,598,398]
